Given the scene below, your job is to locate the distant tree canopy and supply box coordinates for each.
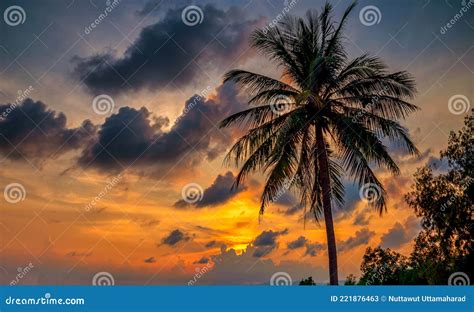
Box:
[299,276,316,285]
[349,113,473,285]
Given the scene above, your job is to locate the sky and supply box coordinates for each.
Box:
[0,0,472,285]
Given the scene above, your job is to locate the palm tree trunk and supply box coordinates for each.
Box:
[315,125,339,285]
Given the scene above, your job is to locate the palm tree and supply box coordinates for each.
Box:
[219,2,418,285]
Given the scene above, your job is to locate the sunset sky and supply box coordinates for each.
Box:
[0,0,472,285]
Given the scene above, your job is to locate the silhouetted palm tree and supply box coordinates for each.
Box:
[220,2,418,285]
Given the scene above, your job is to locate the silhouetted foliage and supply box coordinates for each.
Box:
[350,113,473,285]
[344,274,357,285]
[219,1,419,285]
[299,276,316,285]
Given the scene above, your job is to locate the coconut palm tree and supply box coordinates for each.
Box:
[219,2,418,285]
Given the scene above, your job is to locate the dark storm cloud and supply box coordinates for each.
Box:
[352,210,372,226]
[0,99,96,160]
[73,5,262,94]
[78,83,245,174]
[304,242,325,257]
[380,216,420,249]
[161,229,190,246]
[205,240,217,248]
[338,228,375,252]
[287,236,307,250]
[174,171,246,208]
[144,257,156,263]
[193,257,210,264]
[252,229,288,258]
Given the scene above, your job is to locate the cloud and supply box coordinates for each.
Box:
[174,171,246,208]
[144,257,156,263]
[338,228,376,252]
[0,99,96,160]
[204,245,327,285]
[78,83,245,175]
[304,242,325,257]
[352,210,372,226]
[73,5,262,94]
[287,236,307,249]
[283,204,304,216]
[161,229,190,246]
[205,240,217,248]
[380,216,420,248]
[285,236,325,257]
[193,256,209,264]
[252,229,288,258]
